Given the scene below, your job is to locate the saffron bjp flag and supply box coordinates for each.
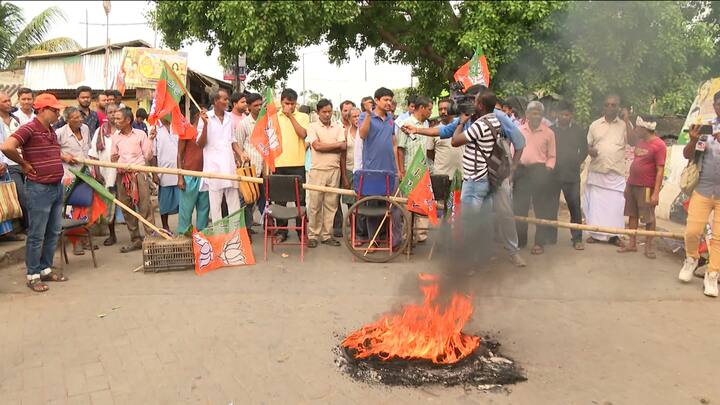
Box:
[192,210,255,275]
[250,87,283,172]
[66,167,115,246]
[148,61,197,140]
[114,58,126,96]
[454,46,490,91]
[399,149,438,225]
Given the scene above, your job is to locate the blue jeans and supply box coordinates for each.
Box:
[460,178,494,262]
[177,176,210,234]
[492,178,520,255]
[25,180,63,276]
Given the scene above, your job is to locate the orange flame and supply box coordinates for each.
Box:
[341,274,480,364]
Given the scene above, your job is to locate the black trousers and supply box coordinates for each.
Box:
[273,166,306,237]
[548,180,583,244]
[513,164,555,247]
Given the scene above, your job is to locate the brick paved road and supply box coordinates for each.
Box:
[1,223,718,404]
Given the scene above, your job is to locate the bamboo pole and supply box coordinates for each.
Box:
[77,158,263,184]
[512,215,684,240]
[77,159,685,241]
[114,197,172,241]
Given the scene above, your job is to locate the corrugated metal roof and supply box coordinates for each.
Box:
[0,84,22,97]
[18,40,151,61]
[23,51,124,90]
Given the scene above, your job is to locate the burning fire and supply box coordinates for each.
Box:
[342,273,480,364]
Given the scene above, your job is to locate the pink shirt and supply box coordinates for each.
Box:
[230,112,245,132]
[111,128,152,166]
[519,122,556,169]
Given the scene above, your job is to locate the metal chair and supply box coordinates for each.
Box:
[60,182,98,268]
[263,174,307,261]
[343,170,409,262]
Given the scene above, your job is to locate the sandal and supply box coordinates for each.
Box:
[573,241,585,251]
[103,236,116,246]
[617,246,637,253]
[531,245,544,255]
[27,279,48,293]
[321,238,341,247]
[609,236,625,247]
[120,242,142,253]
[84,243,99,251]
[41,272,68,282]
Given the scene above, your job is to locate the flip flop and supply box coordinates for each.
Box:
[573,242,585,251]
[531,245,544,255]
[41,272,68,282]
[103,237,116,246]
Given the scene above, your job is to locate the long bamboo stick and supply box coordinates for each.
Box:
[113,197,172,241]
[513,216,684,240]
[77,159,686,240]
[77,158,263,184]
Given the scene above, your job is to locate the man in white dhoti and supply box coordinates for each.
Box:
[583,94,633,246]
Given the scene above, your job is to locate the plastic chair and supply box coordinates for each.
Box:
[263,175,307,261]
[60,182,98,268]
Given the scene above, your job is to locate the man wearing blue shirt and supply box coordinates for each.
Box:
[358,87,403,250]
[401,88,527,267]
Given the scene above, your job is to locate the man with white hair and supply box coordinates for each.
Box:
[513,100,557,255]
[584,94,633,246]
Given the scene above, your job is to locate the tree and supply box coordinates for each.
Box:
[0,3,80,69]
[300,89,324,111]
[151,1,716,123]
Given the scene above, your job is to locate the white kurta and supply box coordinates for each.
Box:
[197,110,237,191]
[583,170,626,241]
[88,126,117,188]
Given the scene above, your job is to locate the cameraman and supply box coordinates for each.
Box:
[402,86,527,267]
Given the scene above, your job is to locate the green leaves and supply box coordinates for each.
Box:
[0,4,79,69]
[150,0,716,123]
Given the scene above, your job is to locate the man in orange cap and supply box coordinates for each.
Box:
[1,93,70,292]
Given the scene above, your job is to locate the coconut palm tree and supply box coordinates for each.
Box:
[0,3,80,69]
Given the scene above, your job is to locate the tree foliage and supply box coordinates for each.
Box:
[0,3,80,69]
[151,0,717,123]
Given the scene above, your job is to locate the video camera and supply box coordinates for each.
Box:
[447,81,477,116]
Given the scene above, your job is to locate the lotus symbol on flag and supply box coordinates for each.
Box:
[219,233,246,265]
[193,233,213,269]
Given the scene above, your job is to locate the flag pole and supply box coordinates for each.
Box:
[161,60,202,112]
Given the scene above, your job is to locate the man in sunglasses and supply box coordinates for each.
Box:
[1,93,69,292]
[584,94,634,247]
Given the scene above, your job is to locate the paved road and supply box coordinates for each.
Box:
[0,219,717,405]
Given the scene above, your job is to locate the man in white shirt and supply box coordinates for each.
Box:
[197,89,244,224]
[15,88,35,125]
[150,118,180,232]
[236,92,264,229]
[583,94,633,246]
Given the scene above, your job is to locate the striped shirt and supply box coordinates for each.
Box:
[462,113,500,181]
[11,118,63,184]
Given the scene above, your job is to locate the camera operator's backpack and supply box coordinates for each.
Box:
[476,117,513,190]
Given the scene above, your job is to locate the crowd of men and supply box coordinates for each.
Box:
[1,82,718,299]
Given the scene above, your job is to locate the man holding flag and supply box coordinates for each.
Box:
[197,89,244,224]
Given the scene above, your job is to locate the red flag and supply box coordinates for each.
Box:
[250,88,283,172]
[148,64,196,140]
[406,170,438,225]
[454,46,490,91]
[115,59,126,96]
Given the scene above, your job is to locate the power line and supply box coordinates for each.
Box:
[78,22,149,26]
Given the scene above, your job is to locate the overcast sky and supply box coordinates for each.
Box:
[11,0,412,105]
